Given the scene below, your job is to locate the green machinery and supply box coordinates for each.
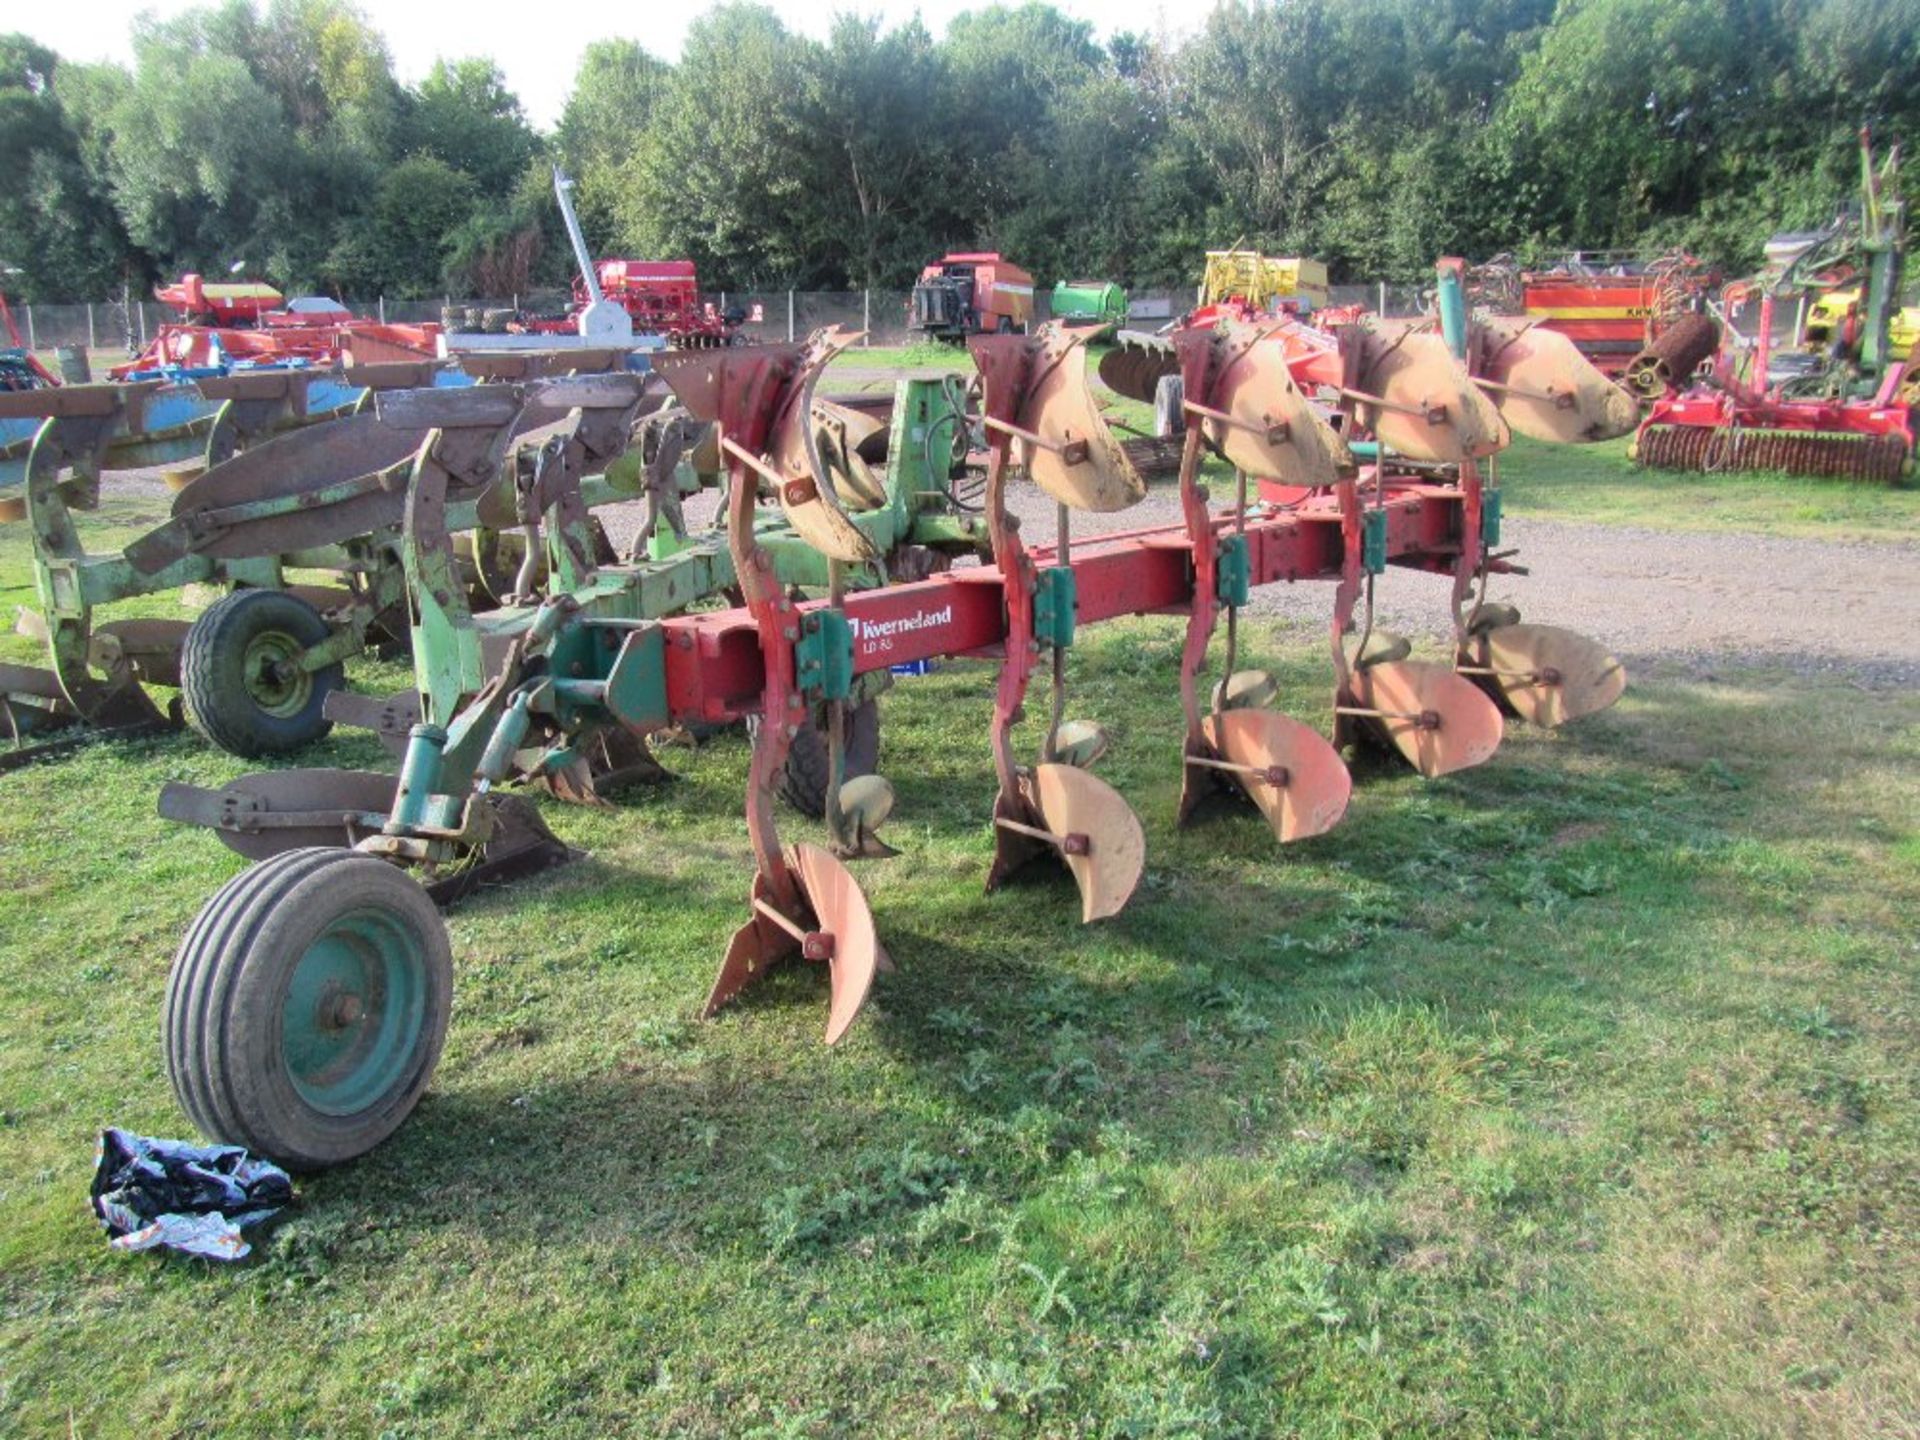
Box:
[0,366,694,765]
[160,365,994,902]
[1048,279,1129,334]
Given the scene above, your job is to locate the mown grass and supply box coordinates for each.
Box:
[1498,433,1920,541]
[0,582,1915,1434]
[828,341,963,374]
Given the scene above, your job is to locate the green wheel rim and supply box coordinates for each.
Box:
[242,628,312,718]
[281,906,430,1116]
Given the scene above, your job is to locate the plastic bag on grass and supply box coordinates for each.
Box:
[90,1128,293,1261]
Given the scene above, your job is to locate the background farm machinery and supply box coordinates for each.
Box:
[1630,133,1916,482]
[113,274,442,379]
[1048,280,1129,335]
[909,253,1036,340]
[447,169,743,350]
[1505,251,1719,378]
[153,260,1638,1169]
[0,350,698,767]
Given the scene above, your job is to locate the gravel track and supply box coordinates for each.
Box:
[1000,488,1920,691]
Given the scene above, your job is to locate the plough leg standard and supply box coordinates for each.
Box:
[160,290,1636,1170]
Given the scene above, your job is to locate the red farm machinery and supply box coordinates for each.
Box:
[114,274,442,378]
[498,169,741,348]
[1512,253,1716,377]
[910,253,1036,340]
[143,250,1645,1170]
[1632,132,1917,482]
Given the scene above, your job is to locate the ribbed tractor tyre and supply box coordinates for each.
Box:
[181,589,342,758]
[165,847,453,1171]
[747,699,881,819]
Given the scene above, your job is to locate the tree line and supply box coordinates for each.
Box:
[2,0,1916,303]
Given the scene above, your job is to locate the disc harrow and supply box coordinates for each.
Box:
[154,263,1640,1170]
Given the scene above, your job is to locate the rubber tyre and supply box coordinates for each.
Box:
[181,589,342,758]
[165,847,453,1171]
[747,698,881,819]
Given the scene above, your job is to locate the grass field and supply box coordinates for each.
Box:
[1,423,1917,1435]
[1497,434,1920,541]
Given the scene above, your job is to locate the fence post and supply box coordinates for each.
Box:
[1378,281,1387,316]
[863,289,870,346]
[787,290,795,343]
[378,295,386,324]
[24,306,34,350]
[87,303,97,349]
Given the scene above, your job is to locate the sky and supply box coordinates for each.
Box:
[17,0,1198,131]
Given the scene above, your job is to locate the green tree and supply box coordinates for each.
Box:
[557,40,670,246]
[408,57,540,196]
[801,15,947,287]
[936,3,1105,237]
[0,36,133,297]
[624,5,823,287]
[103,31,296,275]
[357,154,476,296]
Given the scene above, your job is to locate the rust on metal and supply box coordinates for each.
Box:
[1466,623,1627,728]
[1350,323,1509,462]
[1349,658,1504,777]
[1473,317,1639,443]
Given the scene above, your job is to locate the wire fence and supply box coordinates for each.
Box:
[8,284,1795,360]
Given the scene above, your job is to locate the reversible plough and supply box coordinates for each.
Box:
[0,352,696,767]
[158,252,1638,1170]
[158,346,995,886]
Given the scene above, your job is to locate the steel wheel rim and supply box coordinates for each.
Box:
[281,907,429,1115]
[242,628,311,718]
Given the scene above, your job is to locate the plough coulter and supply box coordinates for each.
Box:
[0,351,691,767]
[158,272,1636,1170]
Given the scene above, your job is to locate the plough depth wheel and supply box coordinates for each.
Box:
[166,847,452,1170]
[747,698,882,820]
[181,588,343,757]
